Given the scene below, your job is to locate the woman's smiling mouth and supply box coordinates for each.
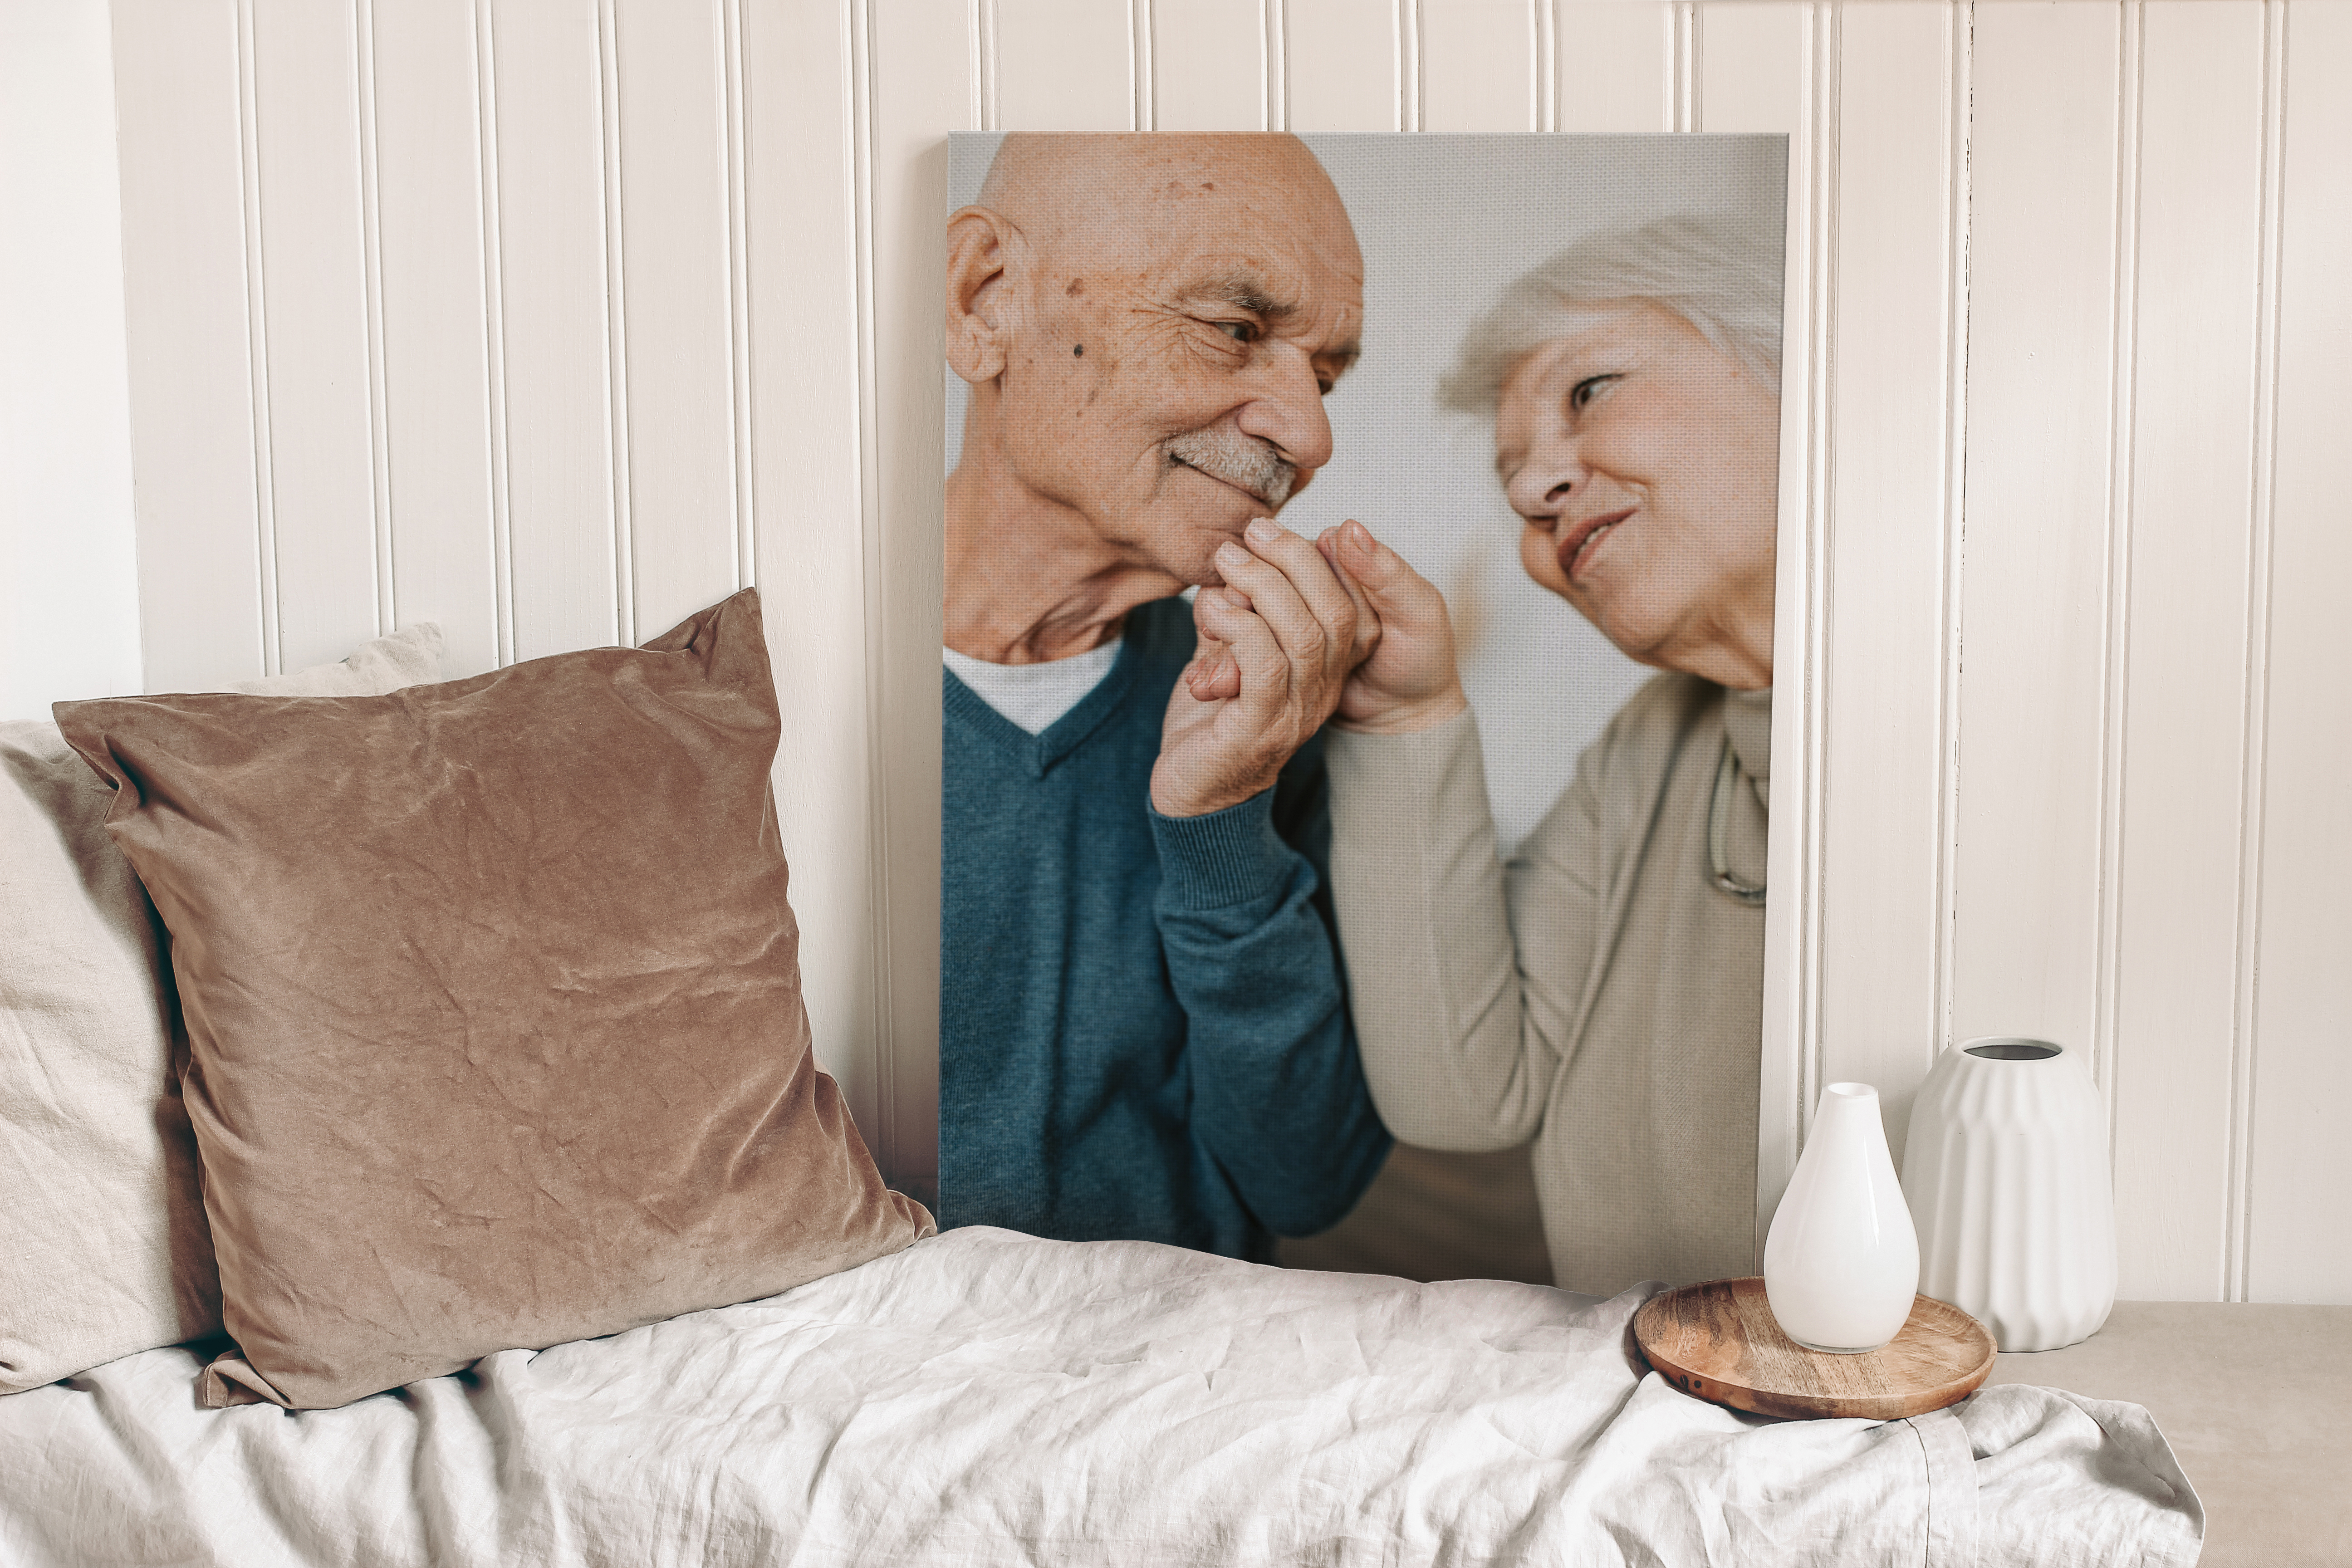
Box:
[1558,508,1633,585]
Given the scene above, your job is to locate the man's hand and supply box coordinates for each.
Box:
[1151,517,1379,818]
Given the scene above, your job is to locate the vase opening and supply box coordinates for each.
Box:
[1963,1039,2061,1062]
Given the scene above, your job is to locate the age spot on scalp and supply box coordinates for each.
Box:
[1065,277,1085,296]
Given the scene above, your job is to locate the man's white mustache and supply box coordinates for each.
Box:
[1166,427,1296,510]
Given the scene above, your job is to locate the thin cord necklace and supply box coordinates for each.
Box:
[1708,734,1766,906]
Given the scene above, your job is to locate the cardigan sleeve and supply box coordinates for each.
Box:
[1147,735,1393,1240]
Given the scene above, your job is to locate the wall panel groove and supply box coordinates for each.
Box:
[2095,0,2143,1164]
[1802,0,1837,1149]
[975,0,997,131]
[234,0,283,676]
[1265,0,1287,130]
[1397,0,1421,132]
[1534,0,1555,132]
[1932,0,1973,1068]
[846,0,894,1171]
[354,0,394,637]
[1675,2,1699,133]
[472,0,515,667]
[723,0,756,590]
[1131,0,1153,130]
[2227,0,2289,1303]
[595,0,634,648]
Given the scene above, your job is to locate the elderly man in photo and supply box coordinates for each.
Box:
[939,132,1391,1258]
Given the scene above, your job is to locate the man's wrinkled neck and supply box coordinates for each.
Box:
[943,420,1185,667]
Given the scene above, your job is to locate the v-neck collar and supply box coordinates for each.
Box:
[941,633,1150,779]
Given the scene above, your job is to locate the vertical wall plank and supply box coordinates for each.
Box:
[1816,0,1954,1168]
[1554,1,1671,132]
[1284,0,1401,130]
[112,0,268,691]
[862,0,974,1188]
[1697,2,1804,135]
[2109,0,2268,1303]
[1152,0,1265,130]
[487,0,619,662]
[246,0,382,672]
[0,0,143,716]
[1420,0,1534,132]
[611,0,742,640]
[1690,0,1813,1250]
[1949,5,2119,1076]
[995,0,1133,130]
[2249,0,2352,1306]
[740,0,882,1143]
[369,0,500,679]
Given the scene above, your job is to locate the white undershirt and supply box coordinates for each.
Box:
[943,637,1124,736]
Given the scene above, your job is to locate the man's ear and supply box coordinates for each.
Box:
[945,206,1015,385]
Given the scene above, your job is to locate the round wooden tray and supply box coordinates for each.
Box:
[1633,1277,1996,1421]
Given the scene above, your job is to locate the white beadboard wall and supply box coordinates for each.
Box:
[90,0,2350,1303]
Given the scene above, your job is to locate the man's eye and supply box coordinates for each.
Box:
[1568,374,1619,412]
[1215,320,1259,344]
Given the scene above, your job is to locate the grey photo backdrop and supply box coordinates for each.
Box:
[949,132,1787,850]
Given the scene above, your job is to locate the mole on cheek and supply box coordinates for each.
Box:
[1073,344,1084,357]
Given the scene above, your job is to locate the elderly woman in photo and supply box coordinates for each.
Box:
[1296,216,1780,1295]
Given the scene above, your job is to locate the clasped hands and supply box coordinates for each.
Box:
[1149,516,1471,819]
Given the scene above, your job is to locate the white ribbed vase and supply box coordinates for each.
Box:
[1763,1083,1921,1353]
[1901,1038,2116,1353]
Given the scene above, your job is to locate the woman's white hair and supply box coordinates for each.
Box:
[1438,213,1784,415]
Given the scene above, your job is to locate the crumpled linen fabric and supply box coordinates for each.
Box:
[0,1228,2202,1567]
[0,624,446,1394]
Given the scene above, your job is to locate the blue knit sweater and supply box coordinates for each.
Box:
[939,596,1392,1259]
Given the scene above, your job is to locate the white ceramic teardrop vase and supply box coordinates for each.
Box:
[1901,1037,2116,1353]
[1763,1083,1922,1353]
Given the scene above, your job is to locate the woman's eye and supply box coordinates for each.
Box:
[1215,320,1259,345]
[1568,374,1618,412]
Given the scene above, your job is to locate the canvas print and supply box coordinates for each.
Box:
[939,131,1788,1297]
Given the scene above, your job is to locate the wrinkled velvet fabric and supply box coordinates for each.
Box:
[54,591,931,1411]
[2,623,444,1396]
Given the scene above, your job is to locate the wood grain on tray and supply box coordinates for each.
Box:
[1634,1276,1996,1421]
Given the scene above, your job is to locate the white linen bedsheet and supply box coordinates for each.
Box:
[0,1228,2200,1567]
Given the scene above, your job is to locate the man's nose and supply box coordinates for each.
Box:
[1233,349,1335,475]
[1505,439,1584,525]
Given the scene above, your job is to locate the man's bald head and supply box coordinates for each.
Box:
[945,134,1365,588]
[976,133,1354,274]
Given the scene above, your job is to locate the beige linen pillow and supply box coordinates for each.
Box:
[54,590,932,1411]
[0,625,445,1393]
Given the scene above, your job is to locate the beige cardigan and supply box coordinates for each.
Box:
[1324,674,1770,1296]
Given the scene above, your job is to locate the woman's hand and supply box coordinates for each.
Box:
[1322,520,1467,734]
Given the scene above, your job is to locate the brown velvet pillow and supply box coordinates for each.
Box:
[54,590,931,1410]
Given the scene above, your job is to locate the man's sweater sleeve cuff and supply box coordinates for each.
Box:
[1149,789,1293,911]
